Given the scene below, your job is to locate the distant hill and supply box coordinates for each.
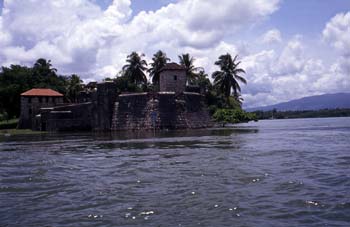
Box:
[245,93,350,112]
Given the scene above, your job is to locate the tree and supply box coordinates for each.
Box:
[0,59,67,118]
[32,58,67,94]
[148,50,170,85]
[103,77,113,82]
[66,74,83,103]
[33,58,57,72]
[195,70,212,94]
[178,53,202,85]
[212,54,247,99]
[233,93,244,107]
[122,52,148,85]
[32,58,57,83]
[213,109,257,127]
[0,65,33,118]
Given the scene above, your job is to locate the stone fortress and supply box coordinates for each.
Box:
[19,63,212,131]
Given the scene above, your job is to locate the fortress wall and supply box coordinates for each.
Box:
[176,93,213,129]
[158,93,177,129]
[36,89,212,132]
[184,92,202,112]
[111,92,212,131]
[93,82,117,131]
[41,103,93,131]
[111,93,150,131]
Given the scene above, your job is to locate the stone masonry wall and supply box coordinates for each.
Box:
[159,70,186,93]
[92,82,117,131]
[111,92,212,131]
[41,102,93,131]
[18,96,63,129]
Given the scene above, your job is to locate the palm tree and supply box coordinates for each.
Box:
[196,70,212,93]
[32,58,61,90]
[234,93,244,106]
[148,50,170,85]
[212,54,247,99]
[178,53,202,84]
[122,52,148,85]
[33,58,57,76]
[67,74,83,103]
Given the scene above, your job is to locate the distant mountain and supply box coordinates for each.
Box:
[245,93,350,112]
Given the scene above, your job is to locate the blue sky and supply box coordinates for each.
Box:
[0,0,349,107]
[270,0,350,35]
[94,0,350,38]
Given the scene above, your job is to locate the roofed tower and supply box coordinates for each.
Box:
[159,62,186,93]
[18,88,64,129]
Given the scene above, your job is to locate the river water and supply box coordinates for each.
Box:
[0,117,349,227]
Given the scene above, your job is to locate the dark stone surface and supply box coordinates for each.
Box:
[111,92,212,131]
[40,103,93,131]
[18,96,63,129]
[93,82,117,131]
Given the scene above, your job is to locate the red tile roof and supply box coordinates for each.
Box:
[21,88,63,97]
[159,62,185,72]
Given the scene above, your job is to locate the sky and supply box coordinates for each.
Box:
[0,0,349,108]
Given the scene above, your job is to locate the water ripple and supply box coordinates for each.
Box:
[1,118,350,226]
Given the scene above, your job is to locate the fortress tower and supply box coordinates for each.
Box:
[159,63,186,93]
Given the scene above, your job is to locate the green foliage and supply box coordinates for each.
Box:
[148,50,170,85]
[122,52,148,85]
[103,77,113,82]
[113,75,153,93]
[66,74,83,103]
[0,111,8,122]
[0,128,46,136]
[206,89,242,115]
[213,109,257,126]
[1,52,250,125]
[0,65,33,118]
[0,118,18,129]
[212,54,246,98]
[0,59,79,118]
[194,70,212,93]
[179,53,202,85]
[252,108,350,120]
[114,75,139,93]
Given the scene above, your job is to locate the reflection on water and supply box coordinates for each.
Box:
[1,118,350,227]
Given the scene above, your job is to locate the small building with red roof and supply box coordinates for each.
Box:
[18,88,64,129]
[21,88,64,97]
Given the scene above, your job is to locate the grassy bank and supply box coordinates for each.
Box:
[213,108,258,126]
[0,118,18,129]
[252,108,350,120]
[0,128,46,136]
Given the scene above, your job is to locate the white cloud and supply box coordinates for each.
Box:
[323,11,350,56]
[2,0,102,47]
[0,0,280,77]
[242,31,349,108]
[185,0,279,31]
[0,17,11,47]
[321,11,350,95]
[261,28,282,44]
[1,0,349,109]
[241,12,349,108]
[274,35,305,75]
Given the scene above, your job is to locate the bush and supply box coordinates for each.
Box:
[0,118,18,129]
[213,109,257,126]
[0,111,8,122]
